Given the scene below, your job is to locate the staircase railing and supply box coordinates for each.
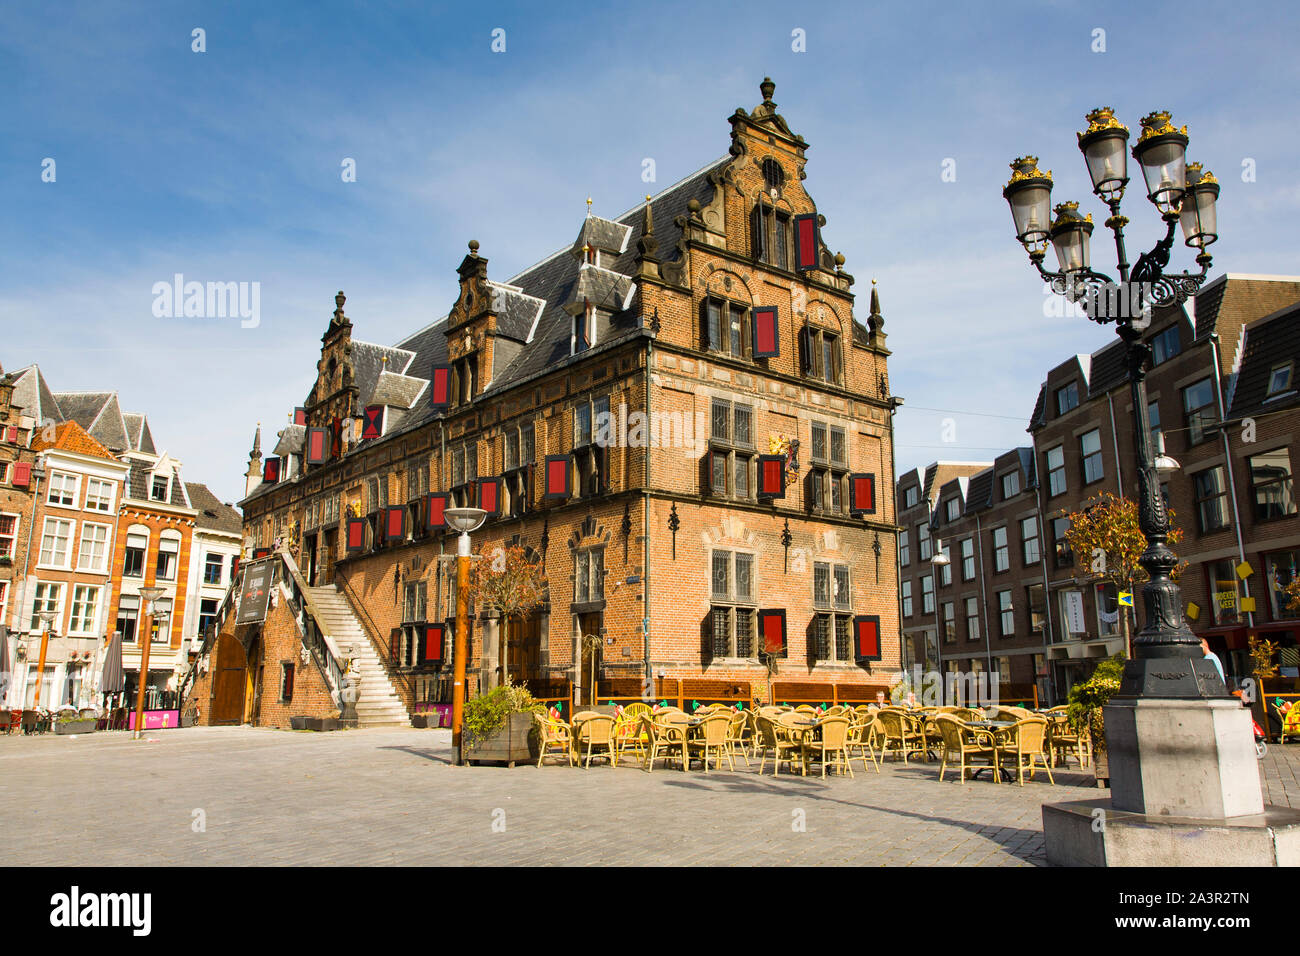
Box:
[276,549,345,706]
[334,574,415,710]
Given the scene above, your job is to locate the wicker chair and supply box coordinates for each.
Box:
[687,711,734,772]
[755,715,803,775]
[801,716,854,778]
[1046,714,1091,769]
[794,704,819,714]
[573,714,617,769]
[997,717,1055,785]
[534,712,575,768]
[726,709,752,768]
[934,715,999,784]
[846,715,882,773]
[642,714,688,772]
[874,709,920,763]
[614,703,652,763]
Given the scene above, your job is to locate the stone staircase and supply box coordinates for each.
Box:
[306,585,409,728]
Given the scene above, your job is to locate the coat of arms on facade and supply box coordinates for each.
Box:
[768,434,800,477]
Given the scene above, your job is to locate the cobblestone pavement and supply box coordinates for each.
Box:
[2,728,1296,866]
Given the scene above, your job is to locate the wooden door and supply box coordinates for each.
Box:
[209,634,247,725]
[507,612,543,687]
[578,612,603,705]
[304,533,318,586]
[322,529,338,585]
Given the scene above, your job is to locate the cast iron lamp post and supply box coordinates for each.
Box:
[444,506,486,764]
[1004,108,1224,699]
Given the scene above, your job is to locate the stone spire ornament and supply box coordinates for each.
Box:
[636,194,659,260]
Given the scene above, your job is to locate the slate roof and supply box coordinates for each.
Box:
[369,370,426,409]
[484,282,545,342]
[126,459,187,506]
[9,365,62,426]
[52,391,130,452]
[122,413,156,453]
[186,482,243,534]
[963,468,995,516]
[350,341,416,407]
[273,424,305,457]
[571,216,632,256]
[1227,302,1300,418]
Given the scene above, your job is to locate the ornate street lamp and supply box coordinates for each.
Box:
[444,506,486,764]
[1004,107,1221,701]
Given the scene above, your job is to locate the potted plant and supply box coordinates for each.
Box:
[55,708,97,735]
[462,679,543,766]
[1066,655,1125,787]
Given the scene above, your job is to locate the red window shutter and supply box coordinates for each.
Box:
[423,623,446,665]
[385,506,406,541]
[793,213,819,271]
[478,477,502,516]
[429,366,452,409]
[330,418,343,457]
[854,615,882,663]
[253,547,271,559]
[346,517,366,552]
[11,461,31,487]
[294,407,307,426]
[4,426,15,443]
[362,406,384,440]
[263,457,281,483]
[756,455,786,499]
[426,492,449,530]
[752,305,780,358]
[306,427,330,464]
[758,609,786,656]
[798,324,813,374]
[849,473,877,516]
[390,628,402,663]
[544,455,572,498]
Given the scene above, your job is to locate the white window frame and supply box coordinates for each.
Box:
[68,585,102,635]
[150,473,172,502]
[0,511,19,560]
[84,477,116,513]
[46,471,80,508]
[156,533,181,582]
[77,521,112,573]
[38,517,75,569]
[30,581,64,633]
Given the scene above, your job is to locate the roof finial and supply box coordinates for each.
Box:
[868,279,884,335]
[468,239,479,256]
[586,196,593,217]
[760,77,775,105]
[331,291,346,327]
[637,195,659,259]
[251,423,262,459]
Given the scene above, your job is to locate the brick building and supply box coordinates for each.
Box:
[0,363,41,696]
[898,274,1300,704]
[197,78,904,726]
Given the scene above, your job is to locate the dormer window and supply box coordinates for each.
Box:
[1055,382,1079,415]
[573,302,594,355]
[1267,363,1293,397]
[151,474,170,502]
[451,354,478,405]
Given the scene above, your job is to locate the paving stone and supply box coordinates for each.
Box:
[2,726,1296,866]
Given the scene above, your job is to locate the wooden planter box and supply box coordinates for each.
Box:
[303,717,340,732]
[463,712,540,767]
[290,716,309,731]
[55,719,97,735]
[410,714,429,728]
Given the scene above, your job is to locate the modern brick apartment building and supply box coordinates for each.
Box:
[198,78,904,726]
[899,274,1300,704]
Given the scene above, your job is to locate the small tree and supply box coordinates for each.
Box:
[1063,492,1185,658]
[469,546,547,687]
[1284,576,1300,616]
[1248,635,1280,685]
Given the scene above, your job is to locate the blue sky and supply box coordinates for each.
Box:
[3,0,1298,505]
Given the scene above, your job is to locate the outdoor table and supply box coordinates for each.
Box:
[965,721,1017,780]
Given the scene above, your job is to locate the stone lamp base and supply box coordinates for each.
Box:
[1043,697,1300,866]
